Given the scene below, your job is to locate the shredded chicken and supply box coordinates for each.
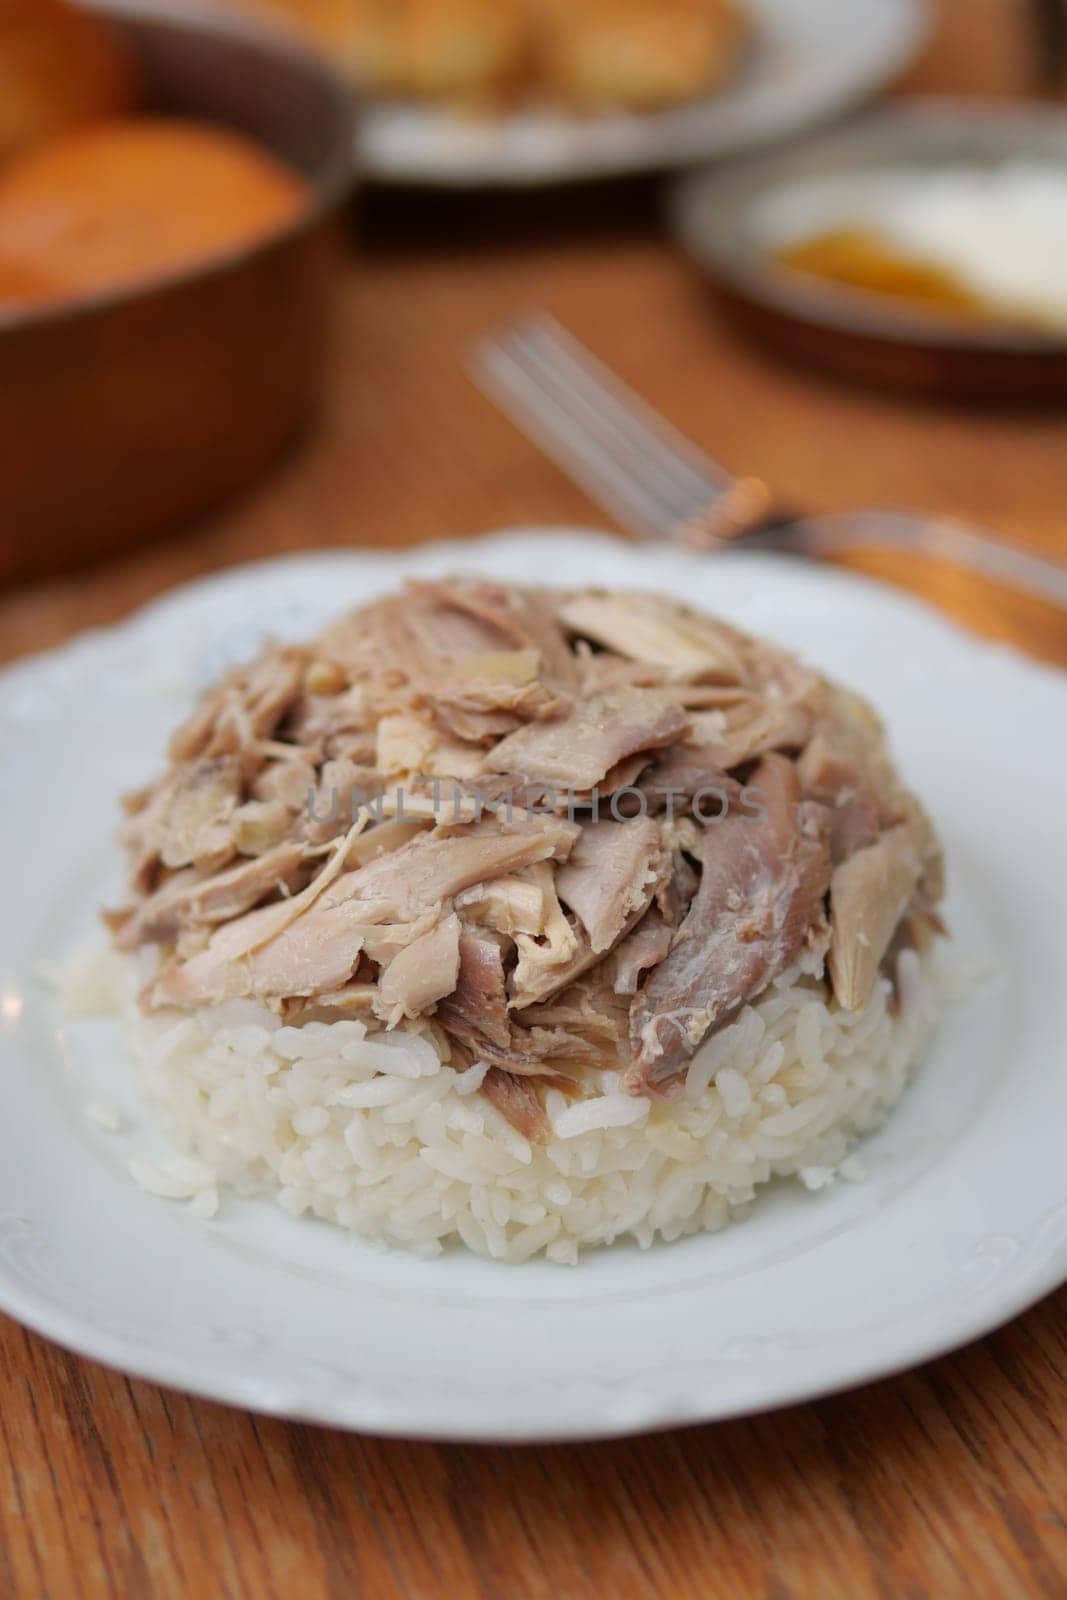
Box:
[560,591,749,682]
[828,819,927,1011]
[110,581,944,1133]
[627,754,833,1094]
[108,840,308,951]
[376,912,462,1023]
[556,818,663,953]
[481,1069,551,1143]
[485,688,689,792]
[440,933,512,1050]
[509,860,580,1001]
[612,908,674,996]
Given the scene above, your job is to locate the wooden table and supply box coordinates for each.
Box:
[2,3,1065,1595]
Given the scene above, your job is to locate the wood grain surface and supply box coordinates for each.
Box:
[1,3,1065,1595]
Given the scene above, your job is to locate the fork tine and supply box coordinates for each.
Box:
[475,338,675,539]
[472,314,772,546]
[473,319,722,539]
[474,316,1067,612]
[502,321,715,528]
[519,313,728,506]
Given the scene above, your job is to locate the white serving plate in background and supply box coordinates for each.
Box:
[359,0,928,185]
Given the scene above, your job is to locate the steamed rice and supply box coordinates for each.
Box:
[121,946,942,1264]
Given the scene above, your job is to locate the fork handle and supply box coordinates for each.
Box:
[745,511,1067,611]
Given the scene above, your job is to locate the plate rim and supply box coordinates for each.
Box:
[2,1223,1064,1442]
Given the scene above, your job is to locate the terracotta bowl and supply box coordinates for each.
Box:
[670,100,1067,404]
[0,0,355,584]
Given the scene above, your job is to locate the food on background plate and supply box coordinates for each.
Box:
[215,0,748,111]
[0,118,307,311]
[107,580,946,1263]
[761,164,1067,333]
[345,0,530,102]
[0,0,136,164]
[533,0,747,112]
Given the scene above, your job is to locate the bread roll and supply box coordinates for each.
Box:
[342,0,529,100]
[201,0,747,109]
[536,0,746,110]
[203,0,529,100]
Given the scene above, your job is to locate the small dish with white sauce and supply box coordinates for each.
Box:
[672,100,1067,400]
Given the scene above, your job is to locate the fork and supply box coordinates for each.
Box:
[470,313,1067,611]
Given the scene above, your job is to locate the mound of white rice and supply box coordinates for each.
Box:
[121,949,943,1264]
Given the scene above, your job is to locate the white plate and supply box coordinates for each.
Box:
[358,0,929,186]
[1,531,1065,1442]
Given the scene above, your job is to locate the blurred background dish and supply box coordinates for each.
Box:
[204,0,929,185]
[0,0,137,162]
[0,117,308,311]
[671,99,1067,398]
[764,163,1067,332]
[361,0,928,185]
[222,0,748,111]
[0,0,353,584]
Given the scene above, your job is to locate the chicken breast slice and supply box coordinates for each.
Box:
[485,689,688,792]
